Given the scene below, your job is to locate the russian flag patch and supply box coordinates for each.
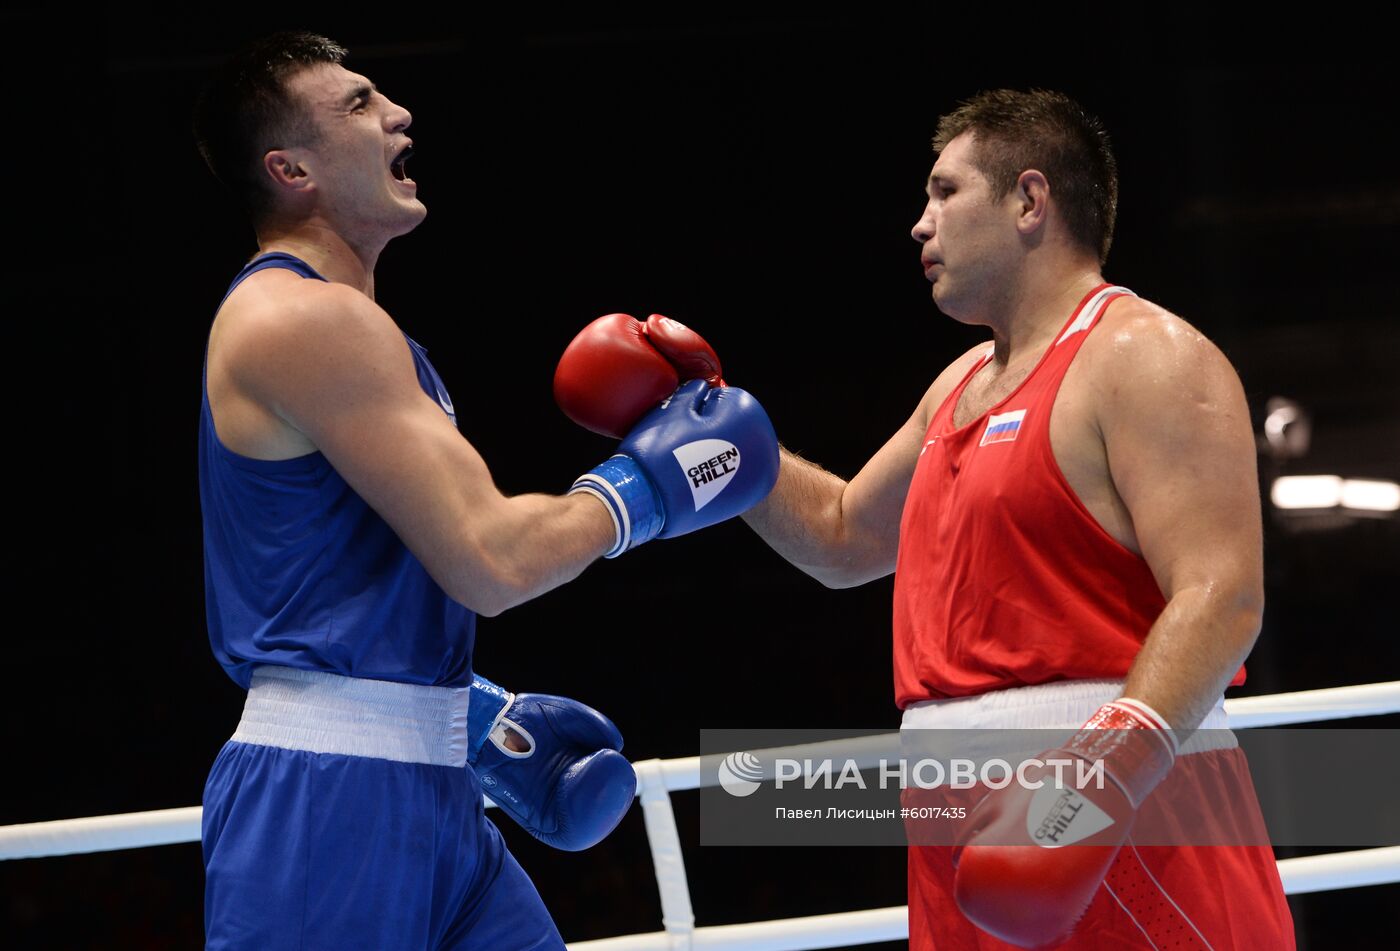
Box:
[979,409,1026,446]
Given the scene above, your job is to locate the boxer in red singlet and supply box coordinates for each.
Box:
[743,90,1295,948]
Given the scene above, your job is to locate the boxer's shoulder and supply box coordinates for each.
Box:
[215,274,406,388]
[1075,295,1241,406]
[209,272,415,457]
[1083,296,1223,370]
[218,269,382,339]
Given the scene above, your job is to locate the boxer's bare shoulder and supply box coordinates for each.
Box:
[1054,294,1255,556]
[1075,295,1249,448]
[1077,296,1240,398]
[207,273,411,461]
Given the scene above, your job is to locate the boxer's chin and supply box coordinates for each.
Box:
[930,282,962,321]
[391,200,428,237]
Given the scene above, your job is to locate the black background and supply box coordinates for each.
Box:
[4,6,1398,948]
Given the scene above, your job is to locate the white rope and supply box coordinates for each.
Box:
[2,681,1397,951]
[0,806,202,860]
[3,682,1396,859]
[641,683,1400,795]
[1222,681,1400,727]
[1275,846,1400,894]
[634,758,695,951]
[568,906,909,951]
[562,849,1400,950]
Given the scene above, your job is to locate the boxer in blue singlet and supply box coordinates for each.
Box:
[192,31,779,950]
[200,251,556,947]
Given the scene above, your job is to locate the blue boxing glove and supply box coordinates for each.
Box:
[571,378,779,557]
[468,675,636,851]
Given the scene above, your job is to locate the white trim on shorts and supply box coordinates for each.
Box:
[230,665,472,767]
[899,679,1235,756]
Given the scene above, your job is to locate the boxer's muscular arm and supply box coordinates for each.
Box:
[1092,302,1265,732]
[742,345,988,589]
[740,435,918,590]
[229,283,613,617]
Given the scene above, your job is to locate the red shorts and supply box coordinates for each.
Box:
[901,682,1295,949]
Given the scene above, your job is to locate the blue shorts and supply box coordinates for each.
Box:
[202,741,565,950]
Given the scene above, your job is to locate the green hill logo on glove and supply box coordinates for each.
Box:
[672,439,741,511]
[1027,784,1116,847]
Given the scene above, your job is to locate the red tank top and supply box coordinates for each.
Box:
[892,284,1246,706]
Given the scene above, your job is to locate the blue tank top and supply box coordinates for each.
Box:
[199,252,476,689]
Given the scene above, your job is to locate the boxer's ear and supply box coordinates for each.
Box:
[263,148,314,195]
[1013,168,1050,237]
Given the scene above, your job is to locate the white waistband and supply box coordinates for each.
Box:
[899,679,1234,755]
[231,666,472,767]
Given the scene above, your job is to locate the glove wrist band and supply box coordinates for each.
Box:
[467,675,515,762]
[570,455,665,557]
[1067,698,1178,808]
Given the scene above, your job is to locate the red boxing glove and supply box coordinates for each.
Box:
[643,314,725,387]
[952,699,1177,949]
[554,313,725,438]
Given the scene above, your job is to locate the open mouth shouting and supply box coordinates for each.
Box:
[390,143,415,185]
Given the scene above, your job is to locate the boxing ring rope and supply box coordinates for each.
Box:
[3,681,1398,949]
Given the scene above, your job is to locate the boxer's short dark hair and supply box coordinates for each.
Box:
[934,89,1118,264]
[193,32,347,226]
